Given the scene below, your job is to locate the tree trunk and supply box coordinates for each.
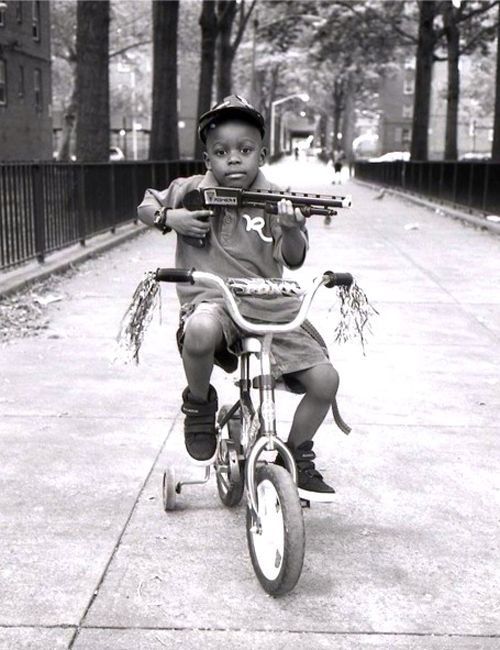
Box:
[443,1,460,160]
[75,1,110,162]
[195,1,218,159]
[332,78,345,155]
[317,112,327,153]
[150,0,179,160]
[410,0,436,161]
[58,72,77,161]
[342,74,355,163]
[492,3,500,161]
[216,1,237,100]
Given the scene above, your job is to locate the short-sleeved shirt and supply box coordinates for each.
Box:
[137,169,309,324]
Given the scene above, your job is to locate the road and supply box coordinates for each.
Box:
[0,158,499,649]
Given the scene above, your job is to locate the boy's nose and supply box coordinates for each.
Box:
[227,151,241,164]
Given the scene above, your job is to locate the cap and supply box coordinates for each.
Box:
[198,95,265,143]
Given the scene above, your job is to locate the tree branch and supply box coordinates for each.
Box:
[230,0,257,54]
[109,39,152,59]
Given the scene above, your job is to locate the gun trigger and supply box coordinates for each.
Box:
[265,202,278,215]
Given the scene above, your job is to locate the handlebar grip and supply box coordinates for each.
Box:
[323,271,353,288]
[155,267,195,284]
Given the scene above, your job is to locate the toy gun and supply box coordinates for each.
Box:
[181,186,352,248]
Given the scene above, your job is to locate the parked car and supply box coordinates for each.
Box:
[369,151,410,162]
[459,152,491,161]
[53,148,126,162]
[109,146,125,161]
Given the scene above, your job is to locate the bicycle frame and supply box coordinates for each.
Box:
[216,334,297,523]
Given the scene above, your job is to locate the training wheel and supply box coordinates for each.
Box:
[162,467,177,511]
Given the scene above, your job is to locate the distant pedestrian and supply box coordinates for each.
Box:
[325,148,345,226]
[294,146,299,161]
[332,148,345,185]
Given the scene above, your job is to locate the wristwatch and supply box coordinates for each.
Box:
[153,206,172,234]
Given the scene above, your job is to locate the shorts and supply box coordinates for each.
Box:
[176,302,331,394]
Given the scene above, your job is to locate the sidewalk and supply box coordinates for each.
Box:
[1,158,499,649]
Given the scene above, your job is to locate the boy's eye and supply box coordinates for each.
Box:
[241,146,254,154]
[214,149,226,156]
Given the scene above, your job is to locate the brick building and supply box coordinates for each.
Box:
[0,0,52,161]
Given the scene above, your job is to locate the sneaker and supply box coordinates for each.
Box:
[278,441,335,503]
[181,385,218,463]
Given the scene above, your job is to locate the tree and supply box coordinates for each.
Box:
[493,2,500,159]
[438,0,498,160]
[150,0,179,160]
[442,1,460,159]
[75,1,110,162]
[52,0,152,161]
[195,1,218,159]
[216,0,256,100]
[411,1,437,161]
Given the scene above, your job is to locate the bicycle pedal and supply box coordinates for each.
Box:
[300,498,311,509]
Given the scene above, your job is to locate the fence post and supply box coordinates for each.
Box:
[467,163,473,208]
[109,163,116,233]
[77,164,86,246]
[482,163,489,212]
[32,164,46,263]
[132,163,139,224]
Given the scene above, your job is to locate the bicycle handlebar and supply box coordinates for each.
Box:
[154,268,353,335]
[155,267,194,284]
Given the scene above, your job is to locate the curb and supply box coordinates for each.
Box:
[0,221,148,297]
[353,179,500,235]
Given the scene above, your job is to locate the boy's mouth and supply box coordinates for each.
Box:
[226,172,245,180]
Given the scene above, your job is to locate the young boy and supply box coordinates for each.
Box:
[138,95,340,501]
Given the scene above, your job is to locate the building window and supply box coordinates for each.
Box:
[32,0,40,41]
[18,65,24,98]
[403,75,414,95]
[0,60,6,105]
[402,104,412,119]
[34,68,42,111]
[17,1,23,23]
[402,127,411,146]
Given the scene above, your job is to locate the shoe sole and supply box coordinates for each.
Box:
[187,450,218,467]
[298,487,336,503]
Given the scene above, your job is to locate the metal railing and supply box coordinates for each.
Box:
[0,160,205,271]
[354,160,500,216]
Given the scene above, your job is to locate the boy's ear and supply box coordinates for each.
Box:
[259,146,267,167]
[203,151,211,170]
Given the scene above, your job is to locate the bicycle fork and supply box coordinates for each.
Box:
[245,333,297,526]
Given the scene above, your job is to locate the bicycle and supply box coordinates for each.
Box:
[155,267,353,596]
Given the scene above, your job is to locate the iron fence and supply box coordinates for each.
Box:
[0,160,205,271]
[354,160,500,216]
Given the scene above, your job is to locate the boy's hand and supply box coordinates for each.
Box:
[277,198,305,230]
[166,208,214,239]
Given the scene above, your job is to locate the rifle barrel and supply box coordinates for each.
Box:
[242,189,350,209]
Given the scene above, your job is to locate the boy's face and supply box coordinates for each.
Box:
[203,120,266,189]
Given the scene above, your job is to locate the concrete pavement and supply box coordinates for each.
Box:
[1,158,499,649]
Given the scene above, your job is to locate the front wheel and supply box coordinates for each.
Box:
[246,464,305,596]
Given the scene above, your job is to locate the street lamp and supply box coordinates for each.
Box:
[270,93,309,158]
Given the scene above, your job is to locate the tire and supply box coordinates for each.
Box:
[162,467,177,511]
[246,464,305,596]
[216,405,245,507]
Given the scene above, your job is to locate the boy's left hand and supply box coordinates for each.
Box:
[277,199,305,230]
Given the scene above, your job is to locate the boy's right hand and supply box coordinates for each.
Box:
[166,208,214,239]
